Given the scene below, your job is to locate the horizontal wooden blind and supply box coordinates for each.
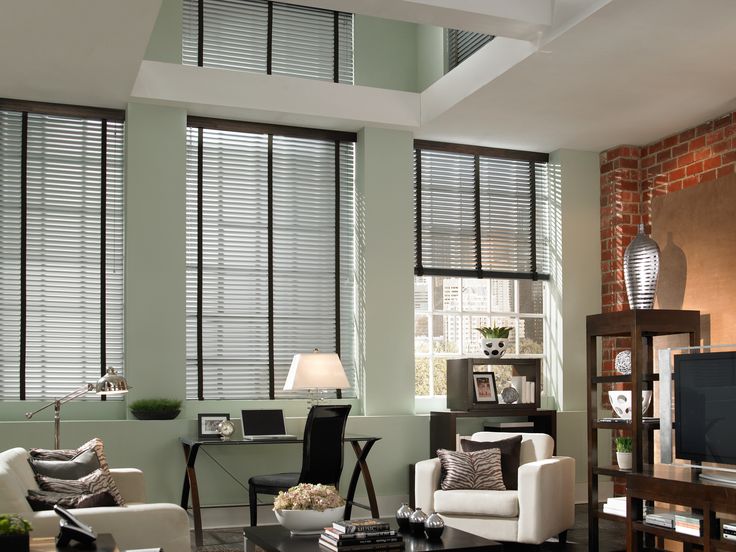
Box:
[182,0,353,84]
[447,29,495,70]
[0,103,124,400]
[186,120,356,400]
[414,141,549,281]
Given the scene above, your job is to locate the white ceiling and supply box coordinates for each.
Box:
[0,0,161,108]
[3,0,736,153]
[415,0,736,152]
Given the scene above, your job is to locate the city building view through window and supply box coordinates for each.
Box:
[414,276,544,397]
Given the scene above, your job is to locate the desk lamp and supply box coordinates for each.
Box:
[283,349,349,407]
[25,367,130,448]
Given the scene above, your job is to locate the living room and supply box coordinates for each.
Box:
[1,1,735,551]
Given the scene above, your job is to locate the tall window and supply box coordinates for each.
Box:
[185,118,356,400]
[414,141,549,397]
[446,29,494,72]
[182,0,354,84]
[0,102,125,400]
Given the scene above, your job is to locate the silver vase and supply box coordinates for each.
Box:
[424,512,445,540]
[396,503,413,532]
[624,224,660,309]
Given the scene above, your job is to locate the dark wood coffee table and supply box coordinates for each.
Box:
[243,523,502,552]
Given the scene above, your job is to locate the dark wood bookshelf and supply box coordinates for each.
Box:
[586,309,700,552]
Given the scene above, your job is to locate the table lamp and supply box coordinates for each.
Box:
[283,348,349,407]
[25,367,130,448]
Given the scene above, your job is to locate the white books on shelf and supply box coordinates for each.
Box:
[675,513,703,537]
[602,496,626,517]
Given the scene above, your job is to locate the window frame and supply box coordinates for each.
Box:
[185,116,357,400]
[415,276,545,398]
[0,98,125,400]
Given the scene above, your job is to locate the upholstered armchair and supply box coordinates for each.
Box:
[414,432,575,545]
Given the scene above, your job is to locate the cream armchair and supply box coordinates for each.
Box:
[415,432,575,545]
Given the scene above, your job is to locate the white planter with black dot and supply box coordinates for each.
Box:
[482,337,508,358]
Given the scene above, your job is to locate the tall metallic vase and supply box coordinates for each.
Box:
[624,224,660,309]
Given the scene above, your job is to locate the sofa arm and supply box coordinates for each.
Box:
[414,458,441,513]
[110,468,146,504]
[517,456,576,545]
[28,503,191,552]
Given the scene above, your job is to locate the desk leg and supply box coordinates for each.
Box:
[344,439,379,520]
[181,443,204,548]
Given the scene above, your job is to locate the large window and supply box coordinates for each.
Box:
[185,118,356,400]
[414,141,549,397]
[182,0,353,84]
[0,101,125,400]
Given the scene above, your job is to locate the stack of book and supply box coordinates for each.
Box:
[602,496,627,517]
[319,519,403,551]
[675,513,703,537]
[723,521,736,541]
[644,511,676,530]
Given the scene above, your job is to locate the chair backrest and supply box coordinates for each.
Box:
[299,404,351,487]
[470,432,554,465]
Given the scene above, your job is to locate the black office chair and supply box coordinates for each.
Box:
[248,404,352,526]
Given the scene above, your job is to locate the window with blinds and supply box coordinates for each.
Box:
[414,141,549,281]
[447,29,494,71]
[186,118,356,400]
[182,0,354,84]
[0,103,124,400]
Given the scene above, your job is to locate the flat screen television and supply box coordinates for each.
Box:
[674,351,736,466]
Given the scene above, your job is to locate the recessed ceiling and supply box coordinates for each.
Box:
[0,0,161,109]
[416,0,736,152]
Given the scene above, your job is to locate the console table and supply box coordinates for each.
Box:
[627,464,736,551]
[429,409,557,457]
[181,435,380,547]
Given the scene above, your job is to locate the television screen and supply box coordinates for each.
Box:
[675,352,736,465]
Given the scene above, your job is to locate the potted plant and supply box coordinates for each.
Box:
[476,325,513,358]
[0,514,32,552]
[273,483,346,535]
[615,436,633,470]
[129,398,182,420]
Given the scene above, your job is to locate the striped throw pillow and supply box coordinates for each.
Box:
[36,468,125,506]
[437,448,506,491]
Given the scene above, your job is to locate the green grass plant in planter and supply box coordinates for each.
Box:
[615,436,633,470]
[475,325,513,339]
[129,398,182,420]
[0,514,32,552]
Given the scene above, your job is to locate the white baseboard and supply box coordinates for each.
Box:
[194,494,408,530]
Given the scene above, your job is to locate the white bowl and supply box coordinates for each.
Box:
[274,506,345,535]
[607,390,653,419]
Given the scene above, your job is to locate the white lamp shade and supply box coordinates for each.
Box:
[283,351,350,391]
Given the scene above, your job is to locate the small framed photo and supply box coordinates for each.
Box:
[472,372,498,403]
[198,413,230,439]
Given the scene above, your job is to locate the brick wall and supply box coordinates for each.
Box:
[599,112,736,488]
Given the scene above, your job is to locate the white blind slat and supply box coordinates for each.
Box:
[416,148,550,278]
[186,127,356,400]
[182,0,354,85]
[0,110,124,400]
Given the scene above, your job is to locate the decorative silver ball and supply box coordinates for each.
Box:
[501,386,519,405]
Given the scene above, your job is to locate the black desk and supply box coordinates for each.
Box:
[180,435,381,547]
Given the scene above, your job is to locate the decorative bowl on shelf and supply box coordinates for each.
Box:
[607,390,653,419]
[274,506,345,535]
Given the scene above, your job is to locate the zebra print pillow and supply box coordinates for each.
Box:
[437,448,506,491]
[36,468,125,506]
[26,489,117,511]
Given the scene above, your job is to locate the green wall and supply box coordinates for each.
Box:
[417,25,445,91]
[354,16,419,92]
[0,1,603,508]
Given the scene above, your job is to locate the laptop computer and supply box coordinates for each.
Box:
[240,409,296,440]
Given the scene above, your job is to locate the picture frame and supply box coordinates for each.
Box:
[472,372,498,403]
[198,413,230,439]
